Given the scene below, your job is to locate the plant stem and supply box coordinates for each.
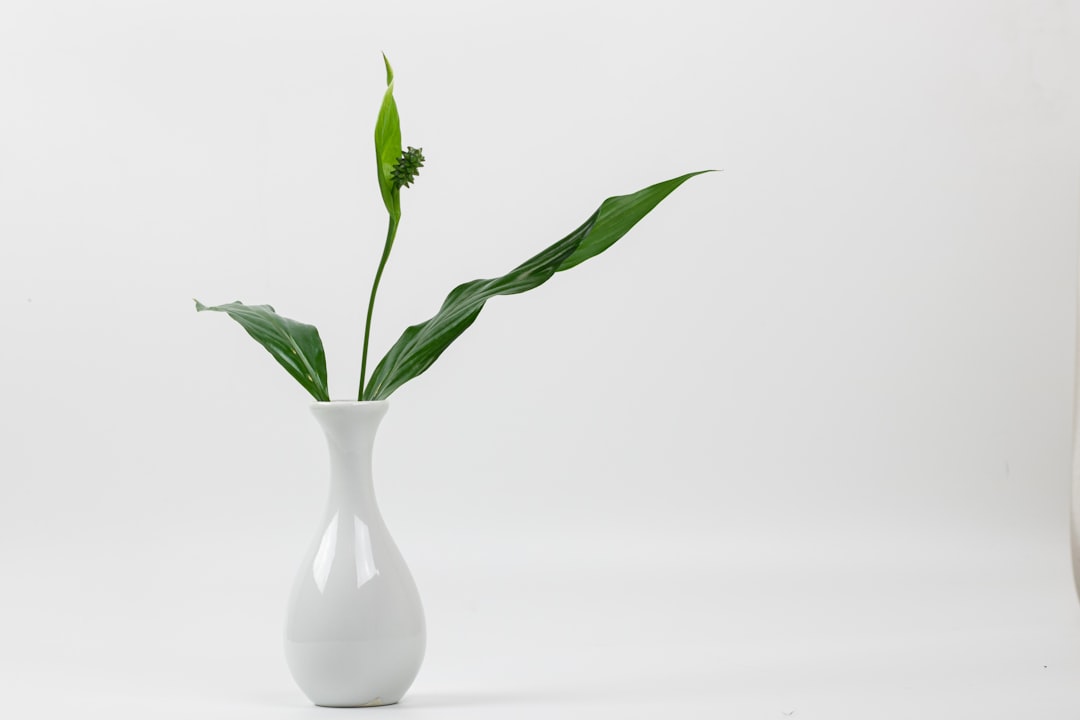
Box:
[359,215,399,400]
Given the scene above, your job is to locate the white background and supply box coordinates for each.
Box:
[1,1,1079,718]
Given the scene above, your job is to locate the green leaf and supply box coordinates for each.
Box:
[375,53,402,220]
[363,171,711,400]
[195,300,330,402]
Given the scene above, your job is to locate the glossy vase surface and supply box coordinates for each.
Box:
[285,401,425,707]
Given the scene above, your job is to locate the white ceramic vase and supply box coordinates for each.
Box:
[285,401,425,707]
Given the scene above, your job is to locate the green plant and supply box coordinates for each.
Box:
[197,56,710,402]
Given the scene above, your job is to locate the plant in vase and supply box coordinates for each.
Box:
[196,55,711,708]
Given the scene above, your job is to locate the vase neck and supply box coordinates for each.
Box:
[311,402,389,514]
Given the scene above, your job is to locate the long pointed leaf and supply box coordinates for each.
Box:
[195,301,330,401]
[364,171,710,400]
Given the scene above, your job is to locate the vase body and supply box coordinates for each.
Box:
[285,401,425,707]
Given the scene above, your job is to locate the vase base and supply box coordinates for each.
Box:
[315,699,399,708]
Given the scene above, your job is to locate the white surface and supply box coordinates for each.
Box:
[1,0,1079,717]
[286,402,424,707]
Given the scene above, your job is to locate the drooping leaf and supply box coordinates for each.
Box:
[363,171,711,400]
[375,53,402,220]
[195,300,330,401]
